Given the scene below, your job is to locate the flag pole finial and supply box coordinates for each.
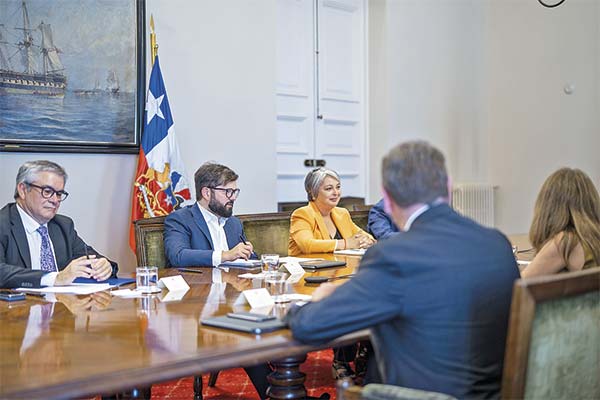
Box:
[150,14,158,63]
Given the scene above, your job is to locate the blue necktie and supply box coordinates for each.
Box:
[37,226,57,272]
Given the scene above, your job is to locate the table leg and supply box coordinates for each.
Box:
[267,354,307,399]
[267,354,331,400]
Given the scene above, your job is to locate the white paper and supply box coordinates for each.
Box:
[280,293,312,302]
[280,261,305,276]
[158,275,190,291]
[235,288,274,309]
[333,248,366,256]
[111,289,146,298]
[286,274,304,284]
[238,272,266,279]
[17,284,111,295]
[517,260,531,266]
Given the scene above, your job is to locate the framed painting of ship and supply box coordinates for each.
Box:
[0,0,145,153]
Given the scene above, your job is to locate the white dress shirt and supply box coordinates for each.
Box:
[402,204,430,232]
[197,203,230,267]
[16,204,58,286]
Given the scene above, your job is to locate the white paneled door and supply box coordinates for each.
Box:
[276,0,366,203]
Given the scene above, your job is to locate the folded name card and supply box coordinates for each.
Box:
[158,275,190,292]
[234,288,274,309]
[279,261,305,276]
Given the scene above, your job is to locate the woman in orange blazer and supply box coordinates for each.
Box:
[288,167,376,379]
[288,168,375,256]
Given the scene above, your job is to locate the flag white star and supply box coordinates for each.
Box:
[145,90,165,124]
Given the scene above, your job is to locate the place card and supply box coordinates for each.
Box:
[159,288,189,302]
[234,288,274,309]
[279,261,305,276]
[158,275,190,292]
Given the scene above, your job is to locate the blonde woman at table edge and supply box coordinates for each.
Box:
[521,168,600,278]
[288,167,376,380]
[288,167,375,256]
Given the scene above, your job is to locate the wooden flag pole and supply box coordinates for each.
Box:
[150,15,158,63]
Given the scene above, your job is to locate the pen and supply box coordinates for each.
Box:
[239,235,258,259]
[177,268,204,274]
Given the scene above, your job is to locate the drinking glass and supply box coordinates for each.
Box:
[261,254,280,273]
[265,271,288,303]
[136,266,160,293]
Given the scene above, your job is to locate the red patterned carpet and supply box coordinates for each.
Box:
[150,350,337,400]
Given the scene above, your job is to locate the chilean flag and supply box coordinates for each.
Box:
[130,56,193,252]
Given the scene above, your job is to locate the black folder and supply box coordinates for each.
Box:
[201,315,287,334]
[299,259,347,270]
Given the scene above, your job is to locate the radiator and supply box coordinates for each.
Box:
[451,183,495,227]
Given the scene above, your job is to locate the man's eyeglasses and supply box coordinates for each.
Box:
[208,187,241,199]
[26,182,69,202]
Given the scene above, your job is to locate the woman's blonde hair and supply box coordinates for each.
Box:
[529,168,600,265]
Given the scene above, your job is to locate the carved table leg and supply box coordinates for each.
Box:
[267,354,307,400]
[267,354,331,399]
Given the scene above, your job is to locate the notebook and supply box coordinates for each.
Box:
[200,315,287,334]
[299,259,346,270]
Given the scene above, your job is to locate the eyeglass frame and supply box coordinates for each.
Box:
[207,186,241,199]
[25,182,69,202]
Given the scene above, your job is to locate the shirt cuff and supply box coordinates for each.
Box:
[40,272,58,287]
[212,251,223,267]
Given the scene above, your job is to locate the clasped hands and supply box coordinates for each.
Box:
[346,232,376,249]
[55,255,113,286]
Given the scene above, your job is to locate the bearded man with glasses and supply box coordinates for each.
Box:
[0,160,117,289]
[164,162,271,399]
[164,162,256,268]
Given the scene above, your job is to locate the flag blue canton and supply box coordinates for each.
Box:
[142,57,173,154]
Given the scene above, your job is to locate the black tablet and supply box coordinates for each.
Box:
[299,260,346,270]
[200,315,287,334]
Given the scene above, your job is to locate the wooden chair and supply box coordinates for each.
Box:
[238,211,292,256]
[340,267,600,400]
[501,266,600,399]
[133,216,219,400]
[350,209,370,233]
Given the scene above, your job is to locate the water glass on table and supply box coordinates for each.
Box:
[265,271,288,303]
[136,266,160,293]
[261,254,280,273]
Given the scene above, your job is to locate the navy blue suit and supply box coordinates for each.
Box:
[288,204,519,399]
[367,199,399,240]
[164,204,246,267]
[0,203,118,289]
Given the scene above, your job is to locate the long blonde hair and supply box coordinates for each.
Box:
[529,168,600,265]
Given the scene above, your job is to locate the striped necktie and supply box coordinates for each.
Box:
[37,225,57,272]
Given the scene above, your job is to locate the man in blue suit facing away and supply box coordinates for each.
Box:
[287,141,519,399]
[164,162,270,399]
[164,162,254,267]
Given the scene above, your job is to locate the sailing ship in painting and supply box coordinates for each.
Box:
[0,0,67,97]
[74,70,120,96]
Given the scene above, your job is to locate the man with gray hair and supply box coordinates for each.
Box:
[0,160,117,288]
[287,141,519,398]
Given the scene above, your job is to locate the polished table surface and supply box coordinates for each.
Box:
[0,254,366,400]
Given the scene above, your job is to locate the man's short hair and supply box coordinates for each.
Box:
[14,160,68,199]
[194,162,239,201]
[382,141,448,207]
[304,167,341,202]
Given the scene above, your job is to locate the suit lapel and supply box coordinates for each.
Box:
[331,208,351,238]
[9,204,32,269]
[191,205,215,249]
[48,220,67,269]
[309,202,331,240]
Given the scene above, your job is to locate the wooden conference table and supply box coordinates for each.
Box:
[0,254,367,400]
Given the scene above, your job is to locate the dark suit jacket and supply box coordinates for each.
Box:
[367,199,399,240]
[287,204,519,399]
[164,204,248,267]
[0,203,118,289]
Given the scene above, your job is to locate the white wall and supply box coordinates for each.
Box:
[368,0,599,236]
[368,0,487,203]
[483,0,600,234]
[1,0,277,273]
